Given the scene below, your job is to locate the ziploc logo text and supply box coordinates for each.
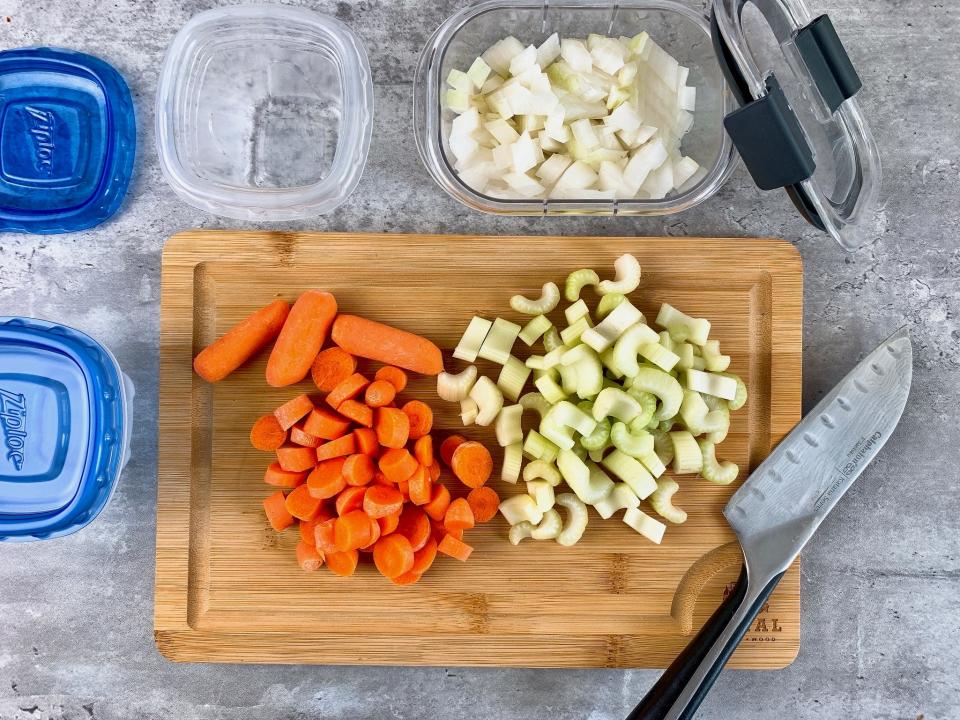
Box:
[0,388,27,471]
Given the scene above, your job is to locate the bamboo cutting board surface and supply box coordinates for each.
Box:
[156,231,802,668]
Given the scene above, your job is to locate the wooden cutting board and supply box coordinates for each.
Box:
[156,231,803,668]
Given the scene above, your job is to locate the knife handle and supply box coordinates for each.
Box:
[626,566,785,720]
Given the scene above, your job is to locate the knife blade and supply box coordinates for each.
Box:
[628,328,913,720]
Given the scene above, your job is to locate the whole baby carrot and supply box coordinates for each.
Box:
[266,290,338,387]
[332,315,444,376]
[193,299,290,382]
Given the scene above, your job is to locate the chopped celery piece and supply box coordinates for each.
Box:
[698,438,739,485]
[649,477,687,523]
[498,356,531,401]
[610,422,654,457]
[533,366,559,382]
[691,355,706,370]
[557,363,579,395]
[597,253,641,294]
[560,316,592,346]
[629,366,683,420]
[592,387,641,423]
[543,326,563,351]
[685,368,737,401]
[674,341,695,370]
[670,430,703,473]
[523,459,562,486]
[580,415,610,451]
[510,281,560,315]
[652,427,674,465]
[499,494,544,525]
[542,346,567,368]
[469,375,504,426]
[706,404,731,444]
[460,397,479,426]
[571,443,587,460]
[637,449,666,478]
[518,315,552,345]
[592,483,640,519]
[530,508,563,540]
[453,316,493,362]
[600,347,624,378]
[518,391,551,420]
[501,442,523,483]
[565,268,600,301]
[717,372,748,410]
[523,430,560,463]
[509,521,535,545]
[700,339,731,372]
[478,317,521,364]
[581,299,643,352]
[602,450,657,499]
[623,507,666,544]
[564,299,590,324]
[588,447,607,463]
[596,292,626,319]
[638,341,680,372]
[555,493,589,546]
[679,389,729,434]
[437,365,478,402]
[544,400,597,437]
[557,450,614,504]
[526,479,556,512]
[525,354,547,370]
[495,404,524,446]
[534,373,567,404]
[610,322,660,376]
[656,303,710,346]
[625,389,657,431]
[561,344,603,399]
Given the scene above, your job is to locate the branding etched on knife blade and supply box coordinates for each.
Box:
[814,431,884,511]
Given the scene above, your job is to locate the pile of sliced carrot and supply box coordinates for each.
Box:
[193,290,497,586]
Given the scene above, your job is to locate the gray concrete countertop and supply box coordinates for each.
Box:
[0,0,957,718]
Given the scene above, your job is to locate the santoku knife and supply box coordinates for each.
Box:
[628,328,913,720]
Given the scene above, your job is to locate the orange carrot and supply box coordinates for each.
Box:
[307,458,347,499]
[466,486,500,523]
[315,433,356,461]
[276,444,318,473]
[397,480,410,503]
[413,435,434,467]
[408,465,432,506]
[266,290,337,387]
[285,484,324,521]
[450,441,493,488]
[263,490,294,531]
[363,485,404,518]
[354,427,379,457]
[374,365,408,393]
[332,315,444,376]
[194,299,290,383]
[427,461,441,483]
[310,347,357,392]
[364,379,396,408]
[375,407,410,449]
[443,497,475,532]
[423,483,451,522]
[296,540,324,571]
[438,533,473,561]
[373,470,392,486]
[334,510,373,552]
[402,400,433,440]
[378,509,402,536]
[390,571,422,586]
[326,373,370,410]
[302,407,351,440]
[289,425,320,448]
[360,514,382,551]
[439,435,466,467]
[335,486,367,516]
[264,462,307,489]
[343,453,375,486]
[378,448,418,483]
[411,537,438,574]
[300,511,332,547]
[274,394,315,431]
[373,534,415,579]
[338,399,373,428]
[326,549,359,576]
[314,519,338,554]
[396,506,431,552]
[250,414,287,451]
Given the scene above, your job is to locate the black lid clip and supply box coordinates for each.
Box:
[793,14,862,114]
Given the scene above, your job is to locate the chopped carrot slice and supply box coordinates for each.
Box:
[373,470,392,486]
[413,435,434,467]
[342,453,375,486]
[396,480,410,503]
[450,441,493,488]
[285,484,324,521]
[427,461,441,483]
[363,485,404,518]
[443,497,475,532]
[408,464,432,506]
[310,347,357,393]
[438,533,473,561]
[276,444,318,473]
[326,549,359,576]
[390,571,422,586]
[263,490,294,531]
[364,379,396,408]
[396,505,431,552]
[300,512,331,547]
[338,399,373,428]
[375,407,410,449]
[335,486,367,516]
[373,534,415,579]
[250,414,287,451]
[296,540,324,571]
[314,519,338,554]
[467,486,500,523]
[289,425,321,448]
[374,365,408,393]
[353,427,380,457]
[411,537,438,575]
[378,508,402,536]
[378,448,418,483]
[402,400,433,440]
[326,373,370,410]
[302,407,351,440]
[315,433,356,462]
[274,394,315,431]
[335,509,373,552]
[307,457,347,499]
[264,462,307,488]
[439,435,466,467]
[360,514,382,551]
[422,483,451,522]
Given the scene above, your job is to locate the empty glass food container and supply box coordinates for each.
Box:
[156,5,374,221]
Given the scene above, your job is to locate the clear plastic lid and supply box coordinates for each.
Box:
[711,0,881,250]
[156,5,374,221]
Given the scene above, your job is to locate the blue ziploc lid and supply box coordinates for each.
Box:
[0,318,132,541]
[0,48,136,234]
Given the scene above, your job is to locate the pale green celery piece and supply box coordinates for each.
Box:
[610,422,654,457]
[541,422,574,451]
[565,268,600,301]
[638,341,680,372]
[478,317,521,364]
[571,444,587,460]
[601,376,620,390]
[508,521,535,545]
[534,373,567,404]
[698,439,739,485]
[626,389,657,431]
[530,508,563,540]
[523,459,562,486]
[495,404,524,447]
[580,415,611,451]
[533,366,560,382]
[558,363,579,395]
[679,389,729,435]
[702,394,727,411]
[437,365,478,402]
[469,375,504,426]
[460,397,479,426]
[638,449,666,478]
[453,316,493,362]
[691,355,706,370]
[610,322,660,376]
[523,430,560,463]
[510,282,560,315]
[592,483,640,519]
[701,339,731,372]
[623,506,667,544]
[658,330,674,353]
[542,346,567,368]
[558,450,614,504]
[518,315,553,346]
[651,428,674,465]
[543,326,563,352]
[560,316,592,346]
[518,391,551,420]
[597,254,642,295]
[564,299,590,325]
[588,447,607,463]
[592,387,641,422]
[525,354,547,370]
[499,494,544,526]
[629,366,683,420]
[596,293,626,320]
[655,303,710,346]
[716,372,748,411]
[685,368,737,401]
[563,344,604,399]
[497,356,531,402]
[555,493,589,546]
[602,449,657,499]
[659,419,675,432]
[526,479,556,513]
[543,400,597,437]
[581,300,643,353]
[600,349,624,380]
[649,477,687,524]
[501,443,523,483]
[670,430,703,474]
[675,342,695,370]
[706,405,731,444]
